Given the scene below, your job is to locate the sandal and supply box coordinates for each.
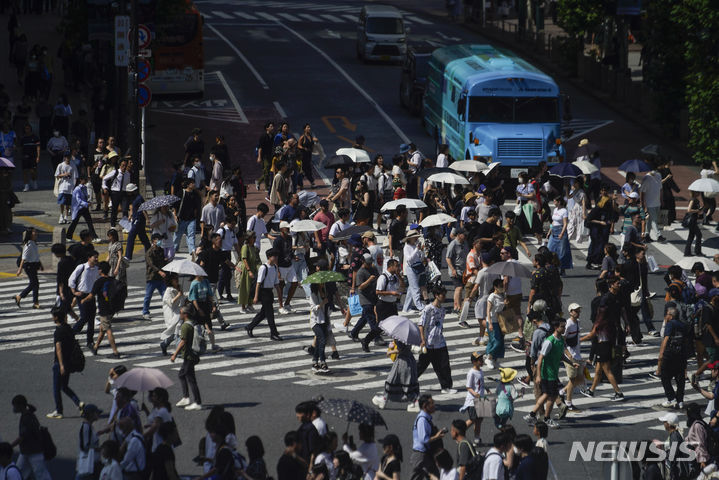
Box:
[14,295,20,307]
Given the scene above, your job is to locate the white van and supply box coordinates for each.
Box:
[356,5,408,62]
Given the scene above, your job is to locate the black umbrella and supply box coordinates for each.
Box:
[317,398,387,428]
[324,155,355,168]
[573,143,599,159]
[331,224,373,240]
[417,167,455,180]
[640,144,665,158]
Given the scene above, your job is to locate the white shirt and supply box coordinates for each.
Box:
[257,263,279,288]
[329,219,348,238]
[69,262,100,294]
[403,243,424,272]
[700,169,716,179]
[640,171,662,208]
[1,463,23,480]
[565,317,582,360]
[22,240,40,263]
[482,447,505,480]
[408,150,422,173]
[391,165,406,185]
[148,407,173,451]
[247,215,267,250]
[309,292,327,326]
[120,431,146,472]
[486,292,505,323]
[440,468,458,480]
[344,442,379,479]
[313,417,328,436]
[150,211,176,249]
[102,169,130,192]
[367,244,384,269]
[436,153,448,168]
[55,162,77,194]
[188,164,205,186]
[99,460,122,480]
[376,272,400,302]
[216,225,238,252]
[420,303,446,348]
[462,368,484,409]
[551,207,568,227]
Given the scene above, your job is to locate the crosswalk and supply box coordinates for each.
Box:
[199,3,432,26]
[0,213,716,432]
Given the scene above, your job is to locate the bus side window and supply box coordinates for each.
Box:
[457,95,466,119]
[451,85,456,103]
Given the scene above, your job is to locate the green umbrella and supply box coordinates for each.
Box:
[522,203,535,229]
[302,271,346,284]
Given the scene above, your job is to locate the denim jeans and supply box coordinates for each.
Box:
[73,293,96,346]
[403,268,425,312]
[143,279,167,315]
[293,257,310,298]
[352,304,381,344]
[19,262,40,303]
[312,323,328,362]
[173,219,196,254]
[52,361,80,414]
[125,223,150,260]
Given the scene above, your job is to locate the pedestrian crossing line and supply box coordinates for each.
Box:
[255,12,277,21]
[277,12,300,22]
[405,15,432,25]
[341,14,357,22]
[673,228,719,258]
[297,13,322,22]
[211,10,234,19]
[319,14,343,23]
[233,11,258,20]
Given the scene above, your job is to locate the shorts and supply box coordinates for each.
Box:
[451,275,463,288]
[22,158,37,170]
[505,294,522,316]
[466,405,478,421]
[564,360,584,380]
[706,346,719,363]
[595,342,613,363]
[540,379,560,397]
[279,265,297,283]
[100,314,114,330]
[57,193,72,205]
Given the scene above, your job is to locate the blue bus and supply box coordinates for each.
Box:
[423,44,564,175]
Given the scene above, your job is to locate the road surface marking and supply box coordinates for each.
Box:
[341,14,356,22]
[206,24,270,90]
[214,70,249,123]
[233,11,258,20]
[320,14,343,23]
[255,12,277,21]
[277,12,300,22]
[298,13,321,22]
[406,15,432,25]
[210,10,233,18]
[277,22,411,143]
[273,101,287,118]
[566,120,614,141]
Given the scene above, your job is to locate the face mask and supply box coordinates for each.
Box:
[53,131,60,137]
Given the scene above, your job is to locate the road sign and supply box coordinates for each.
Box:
[138,48,152,58]
[137,59,151,83]
[137,24,152,49]
[114,15,130,67]
[138,84,152,108]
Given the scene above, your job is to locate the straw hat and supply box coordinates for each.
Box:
[402,230,421,242]
[578,138,590,147]
[499,367,517,383]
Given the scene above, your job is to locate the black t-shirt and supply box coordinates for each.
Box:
[389,219,407,250]
[57,255,75,289]
[198,247,224,284]
[702,305,719,347]
[297,422,320,464]
[215,446,236,480]
[177,190,201,221]
[273,235,293,268]
[21,134,40,162]
[92,276,115,316]
[53,323,74,365]
[150,443,176,480]
[357,266,379,305]
[381,456,401,477]
[258,133,274,160]
[277,453,306,480]
[18,411,43,455]
[476,221,500,251]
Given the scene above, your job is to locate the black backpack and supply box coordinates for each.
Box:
[67,338,86,373]
[459,441,484,480]
[701,420,719,461]
[40,425,57,460]
[102,277,128,314]
[664,324,686,361]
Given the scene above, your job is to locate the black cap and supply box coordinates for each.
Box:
[266,248,279,258]
[379,434,400,447]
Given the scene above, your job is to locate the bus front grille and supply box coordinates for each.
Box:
[497,138,544,157]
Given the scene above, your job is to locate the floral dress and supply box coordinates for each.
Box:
[108,241,127,284]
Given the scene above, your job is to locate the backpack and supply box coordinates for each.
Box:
[496,384,514,418]
[191,323,207,355]
[459,441,484,480]
[663,324,686,361]
[67,338,86,373]
[696,302,713,338]
[40,425,57,460]
[682,282,697,304]
[101,277,127,315]
[701,420,719,461]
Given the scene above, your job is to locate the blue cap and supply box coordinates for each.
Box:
[709,288,719,298]
[348,234,362,246]
[399,144,411,154]
[409,223,419,230]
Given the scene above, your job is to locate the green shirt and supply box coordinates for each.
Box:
[503,225,522,249]
[180,321,196,361]
[540,334,564,381]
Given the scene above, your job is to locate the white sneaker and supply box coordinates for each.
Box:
[92,237,102,244]
[485,359,495,370]
[441,388,458,394]
[407,401,420,412]
[279,307,290,314]
[239,307,247,314]
[58,215,64,224]
[185,402,202,411]
[660,400,674,408]
[46,410,63,419]
[175,397,191,407]
[372,395,386,409]
[23,184,29,192]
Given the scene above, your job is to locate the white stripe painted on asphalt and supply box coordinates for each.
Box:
[319,14,343,23]
[277,23,411,143]
[297,13,322,22]
[255,12,277,21]
[211,10,234,19]
[206,24,270,90]
[405,15,432,25]
[341,14,357,22]
[277,12,300,22]
[213,70,249,124]
[233,11,258,20]
[273,101,287,119]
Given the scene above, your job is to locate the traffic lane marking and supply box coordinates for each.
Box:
[206,23,270,90]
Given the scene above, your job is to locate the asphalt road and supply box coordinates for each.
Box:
[0,2,708,480]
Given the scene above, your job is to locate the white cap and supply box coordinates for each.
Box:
[279,221,290,229]
[628,191,639,199]
[658,412,679,425]
[568,303,582,312]
[125,183,138,192]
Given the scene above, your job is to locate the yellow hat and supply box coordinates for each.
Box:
[464,191,478,203]
[578,138,589,147]
[499,367,517,383]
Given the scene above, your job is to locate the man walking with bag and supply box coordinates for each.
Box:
[246,248,284,341]
[70,250,100,350]
[170,305,202,411]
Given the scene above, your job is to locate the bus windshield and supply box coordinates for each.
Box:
[366,17,403,34]
[154,14,199,46]
[468,96,558,123]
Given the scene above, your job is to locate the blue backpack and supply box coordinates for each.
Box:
[496,383,513,418]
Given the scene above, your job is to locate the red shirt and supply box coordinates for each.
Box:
[393,187,406,200]
[314,210,334,243]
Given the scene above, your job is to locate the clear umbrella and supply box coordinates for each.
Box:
[381,198,428,212]
[419,213,456,228]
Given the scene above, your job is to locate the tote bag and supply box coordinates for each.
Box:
[348,294,362,316]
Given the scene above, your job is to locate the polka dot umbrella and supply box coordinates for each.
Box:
[318,398,387,428]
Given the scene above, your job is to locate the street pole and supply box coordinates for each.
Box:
[129,0,140,174]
